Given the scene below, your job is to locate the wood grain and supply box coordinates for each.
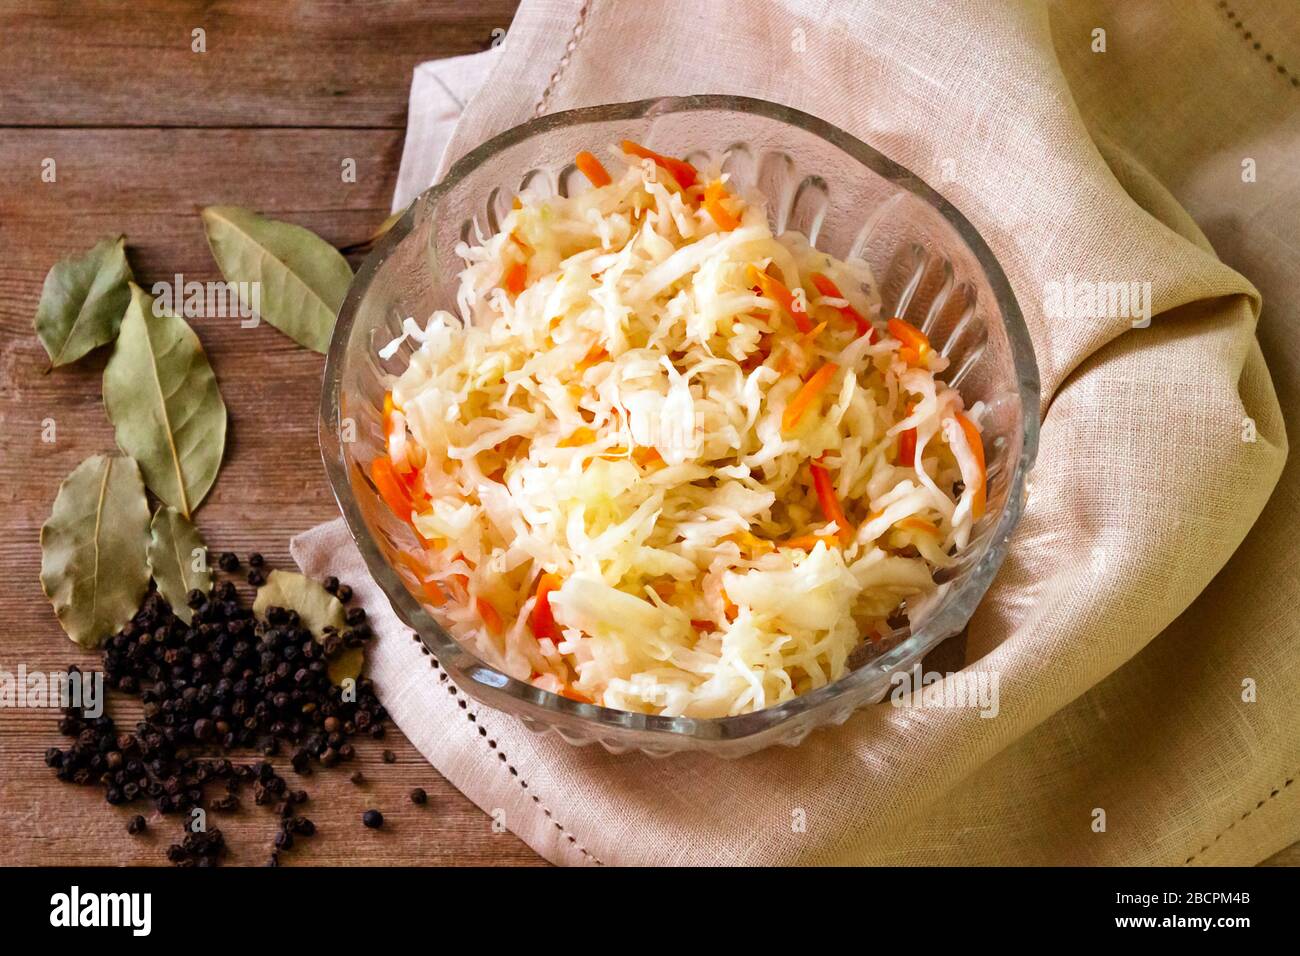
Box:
[2,1,516,128]
[0,4,542,866]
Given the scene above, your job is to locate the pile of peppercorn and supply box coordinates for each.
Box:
[45,554,389,866]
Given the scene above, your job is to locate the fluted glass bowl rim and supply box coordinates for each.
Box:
[321,94,1040,746]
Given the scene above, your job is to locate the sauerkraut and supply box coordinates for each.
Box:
[371,141,987,718]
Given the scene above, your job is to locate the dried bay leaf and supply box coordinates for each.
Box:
[34,236,134,367]
[253,570,363,685]
[103,283,227,518]
[201,205,354,353]
[40,454,151,648]
[148,506,211,624]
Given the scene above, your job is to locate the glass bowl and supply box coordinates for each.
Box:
[320,95,1039,758]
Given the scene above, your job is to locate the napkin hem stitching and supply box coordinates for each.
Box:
[1214,0,1299,89]
[415,633,604,865]
[1183,769,1296,864]
[533,0,592,116]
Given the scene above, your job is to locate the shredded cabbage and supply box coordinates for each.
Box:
[377,143,984,718]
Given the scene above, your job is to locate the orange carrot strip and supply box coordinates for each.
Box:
[577,343,608,370]
[530,573,563,643]
[810,460,853,542]
[575,150,612,187]
[896,402,917,468]
[703,180,741,231]
[888,318,932,366]
[955,412,986,519]
[721,588,739,621]
[782,361,839,432]
[503,260,528,296]
[394,552,447,607]
[559,685,593,704]
[779,533,841,551]
[558,427,597,448]
[477,597,504,636]
[809,272,874,339]
[620,139,698,190]
[748,264,813,334]
[896,427,917,467]
[632,446,666,472]
[727,529,776,556]
[896,516,941,537]
[370,457,413,522]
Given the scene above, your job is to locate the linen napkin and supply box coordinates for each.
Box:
[294,0,1297,865]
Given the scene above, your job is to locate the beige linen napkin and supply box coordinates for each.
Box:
[295,0,1297,865]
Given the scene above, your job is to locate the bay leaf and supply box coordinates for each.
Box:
[34,236,134,367]
[40,454,151,648]
[201,205,354,353]
[147,506,211,624]
[253,570,363,685]
[103,283,227,518]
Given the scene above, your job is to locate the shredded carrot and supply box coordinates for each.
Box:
[896,427,917,467]
[632,446,666,472]
[748,264,813,334]
[954,412,986,519]
[703,180,741,231]
[809,272,874,339]
[503,257,527,294]
[558,427,597,448]
[530,573,563,643]
[896,402,917,468]
[419,580,447,607]
[809,460,853,542]
[559,685,593,704]
[393,552,447,606]
[690,619,716,632]
[511,196,522,210]
[382,391,398,442]
[779,533,841,551]
[577,343,608,370]
[575,150,612,187]
[620,139,698,190]
[721,588,739,621]
[888,318,932,366]
[896,516,941,537]
[727,529,776,556]
[370,457,414,523]
[477,597,504,635]
[503,260,528,296]
[782,361,839,432]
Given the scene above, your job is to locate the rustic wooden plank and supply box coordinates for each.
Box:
[1,0,518,128]
[0,126,541,865]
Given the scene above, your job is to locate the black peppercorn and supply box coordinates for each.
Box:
[248,552,265,567]
[382,749,396,764]
[362,809,384,829]
[336,584,353,603]
[410,787,427,805]
[127,815,147,835]
[47,566,389,868]
[218,552,240,572]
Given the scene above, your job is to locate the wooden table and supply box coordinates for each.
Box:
[1,0,1294,869]
[0,0,543,867]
